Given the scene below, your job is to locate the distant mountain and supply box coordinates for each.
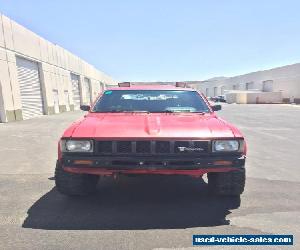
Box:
[205,76,228,81]
[129,77,228,86]
[130,81,176,85]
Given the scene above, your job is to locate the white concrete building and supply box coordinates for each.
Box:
[0,14,116,122]
[189,64,300,104]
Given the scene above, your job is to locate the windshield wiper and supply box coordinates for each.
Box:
[151,110,206,114]
[121,110,149,113]
[189,111,206,114]
[151,110,175,113]
[96,110,149,113]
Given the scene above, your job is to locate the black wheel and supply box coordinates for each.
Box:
[55,161,98,196]
[208,169,245,196]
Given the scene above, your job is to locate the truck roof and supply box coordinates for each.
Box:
[106,85,196,91]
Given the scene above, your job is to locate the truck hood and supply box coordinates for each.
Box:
[68,113,239,139]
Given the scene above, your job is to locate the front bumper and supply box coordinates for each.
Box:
[61,155,245,170]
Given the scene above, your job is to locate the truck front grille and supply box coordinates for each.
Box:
[96,140,209,155]
[136,141,151,153]
[97,141,113,153]
[155,141,171,153]
[117,141,132,153]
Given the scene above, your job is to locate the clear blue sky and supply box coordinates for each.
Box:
[1,0,300,81]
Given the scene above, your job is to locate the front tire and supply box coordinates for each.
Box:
[55,161,98,196]
[208,169,245,196]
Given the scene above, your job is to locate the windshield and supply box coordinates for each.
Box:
[92,90,210,113]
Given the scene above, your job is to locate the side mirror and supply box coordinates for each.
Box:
[80,105,90,111]
[212,105,222,111]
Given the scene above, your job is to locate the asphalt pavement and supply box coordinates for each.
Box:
[0,104,299,250]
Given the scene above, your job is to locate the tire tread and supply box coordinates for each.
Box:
[55,162,98,196]
[208,169,245,196]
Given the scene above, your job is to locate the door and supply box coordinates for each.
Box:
[64,90,70,111]
[53,89,59,114]
[0,82,5,122]
[239,83,245,90]
[213,87,218,96]
[263,80,273,92]
[220,86,225,95]
[205,88,209,97]
[246,82,254,90]
[16,57,44,120]
[84,77,92,104]
[99,82,104,93]
[71,73,81,110]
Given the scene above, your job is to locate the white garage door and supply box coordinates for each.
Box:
[64,90,70,111]
[205,88,209,97]
[84,77,92,104]
[53,89,59,114]
[263,80,273,92]
[213,87,218,96]
[220,86,225,95]
[16,57,44,120]
[99,82,104,93]
[246,82,255,90]
[71,73,81,110]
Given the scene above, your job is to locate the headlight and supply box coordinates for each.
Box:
[61,140,93,152]
[212,140,242,152]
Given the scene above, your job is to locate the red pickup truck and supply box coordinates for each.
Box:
[55,84,246,197]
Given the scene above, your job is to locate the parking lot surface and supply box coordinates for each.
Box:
[0,104,300,250]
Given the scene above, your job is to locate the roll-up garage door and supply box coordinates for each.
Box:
[84,77,92,104]
[99,82,104,93]
[53,89,59,114]
[16,57,44,120]
[64,90,70,111]
[263,80,273,92]
[71,73,81,110]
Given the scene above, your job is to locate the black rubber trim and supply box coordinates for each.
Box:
[61,155,245,170]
